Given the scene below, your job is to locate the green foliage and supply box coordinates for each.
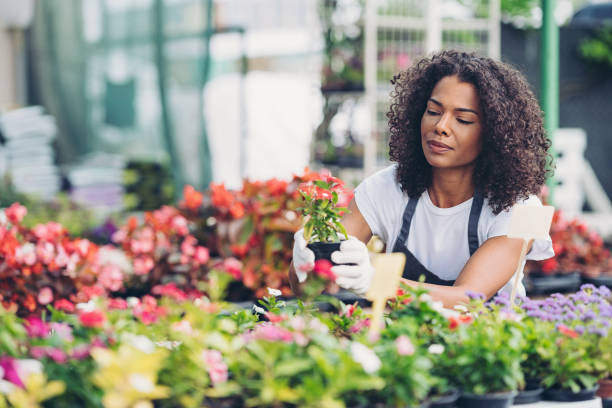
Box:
[500,0,539,17]
[580,25,612,71]
[299,179,349,244]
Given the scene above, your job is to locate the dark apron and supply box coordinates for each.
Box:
[391,191,484,285]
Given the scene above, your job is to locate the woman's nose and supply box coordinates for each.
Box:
[435,113,451,136]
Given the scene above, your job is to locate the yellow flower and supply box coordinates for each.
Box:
[6,372,65,408]
[91,345,170,408]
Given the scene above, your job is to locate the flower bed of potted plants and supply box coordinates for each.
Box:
[526,208,612,293]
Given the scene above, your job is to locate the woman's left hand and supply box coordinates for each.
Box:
[331,236,374,296]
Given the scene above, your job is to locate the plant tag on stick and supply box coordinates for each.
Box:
[507,204,554,303]
[366,252,406,340]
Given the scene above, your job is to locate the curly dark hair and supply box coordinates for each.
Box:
[387,50,553,214]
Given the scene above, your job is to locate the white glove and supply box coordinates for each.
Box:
[331,236,374,296]
[292,228,315,283]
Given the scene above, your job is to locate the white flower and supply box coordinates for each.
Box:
[428,344,445,355]
[123,334,155,354]
[155,340,182,350]
[499,311,523,322]
[252,305,266,315]
[129,374,154,393]
[0,380,15,395]
[76,300,96,312]
[454,305,468,313]
[267,287,282,297]
[15,359,43,381]
[418,294,432,303]
[395,335,415,356]
[430,300,445,313]
[350,342,382,374]
[127,297,140,307]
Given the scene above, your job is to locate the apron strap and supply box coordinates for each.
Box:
[468,190,484,256]
[392,195,418,252]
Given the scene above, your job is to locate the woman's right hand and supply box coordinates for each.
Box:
[292,228,315,283]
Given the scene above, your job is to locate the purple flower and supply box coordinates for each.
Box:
[587,325,608,337]
[493,293,510,307]
[580,310,596,322]
[563,312,577,321]
[580,283,597,292]
[574,325,585,334]
[596,286,611,298]
[599,319,611,328]
[465,290,485,301]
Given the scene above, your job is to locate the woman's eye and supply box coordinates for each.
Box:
[427,110,439,116]
[457,118,474,124]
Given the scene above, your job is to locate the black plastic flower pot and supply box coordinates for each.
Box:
[307,241,342,264]
[603,398,612,408]
[429,389,460,408]
[513,387,543,405]
[542,385,599,402]
[457,391,516,408]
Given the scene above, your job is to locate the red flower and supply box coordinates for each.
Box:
[79,310,106,328]
[210,183,234,208]
[182,185,203,210]
[229,202,245,218]
[54,299,75,313]
[265,178,289,196]
[313,259,336,280]
[557,324,579,338]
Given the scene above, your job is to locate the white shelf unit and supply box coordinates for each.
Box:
[363,0,501,176]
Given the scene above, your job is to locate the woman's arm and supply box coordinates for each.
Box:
[401,236,532,308]
[289,199,373,295]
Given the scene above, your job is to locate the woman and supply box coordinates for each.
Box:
[290,50,554,307]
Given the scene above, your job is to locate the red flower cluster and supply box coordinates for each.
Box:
[0,202,118,315]
[112,205,215,295]
[526,209,611,277]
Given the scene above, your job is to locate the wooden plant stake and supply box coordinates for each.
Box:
[507,204,555,304]
[365,252,406,340]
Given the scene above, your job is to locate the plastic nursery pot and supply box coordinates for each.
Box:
[307,241,341,264]
[597,378,612,399]
[513,387,543,405]
[429,389,460,408]
[542,384,599,402]
[457,391,517,408]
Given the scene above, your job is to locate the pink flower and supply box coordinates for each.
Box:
[46,347,67,364]
[107,298,128,310]
[201,350,228,385]
[171,215,189,236]
[79,310,106,328]
[24,316,50,338]
[70,344,91,360]
[181,235,197,256]
[98,264,124,292]
[246,323,294,343]
[29,346,47,360]
[0,357,24,387]
[194,246,210,264]
[50,322,73,342]
[222,258,242,280]
[171,320,193,335]
[53,299,75,313]
[5,202,27,224]
[395,335,415,356]
[37,287,53,305]
[151,283,188,302]
[133,256,154,275]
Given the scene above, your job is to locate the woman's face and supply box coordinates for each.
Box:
[420,75,483,171]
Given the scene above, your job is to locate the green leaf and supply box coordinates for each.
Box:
[238,216,255,244]
[275,358,314,377]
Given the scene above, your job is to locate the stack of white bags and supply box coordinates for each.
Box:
[0,106,61,200]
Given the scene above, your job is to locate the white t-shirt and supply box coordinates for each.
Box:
[354,165,554,296]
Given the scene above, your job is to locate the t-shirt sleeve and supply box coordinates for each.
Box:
[486,195,555,261]
[353,166,398,244]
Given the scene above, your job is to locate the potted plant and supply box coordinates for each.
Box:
[439,297,523,408]
[297,174,351,263]
[518,286,611,402]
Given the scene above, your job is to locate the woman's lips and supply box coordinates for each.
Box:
[427,140,453,153]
